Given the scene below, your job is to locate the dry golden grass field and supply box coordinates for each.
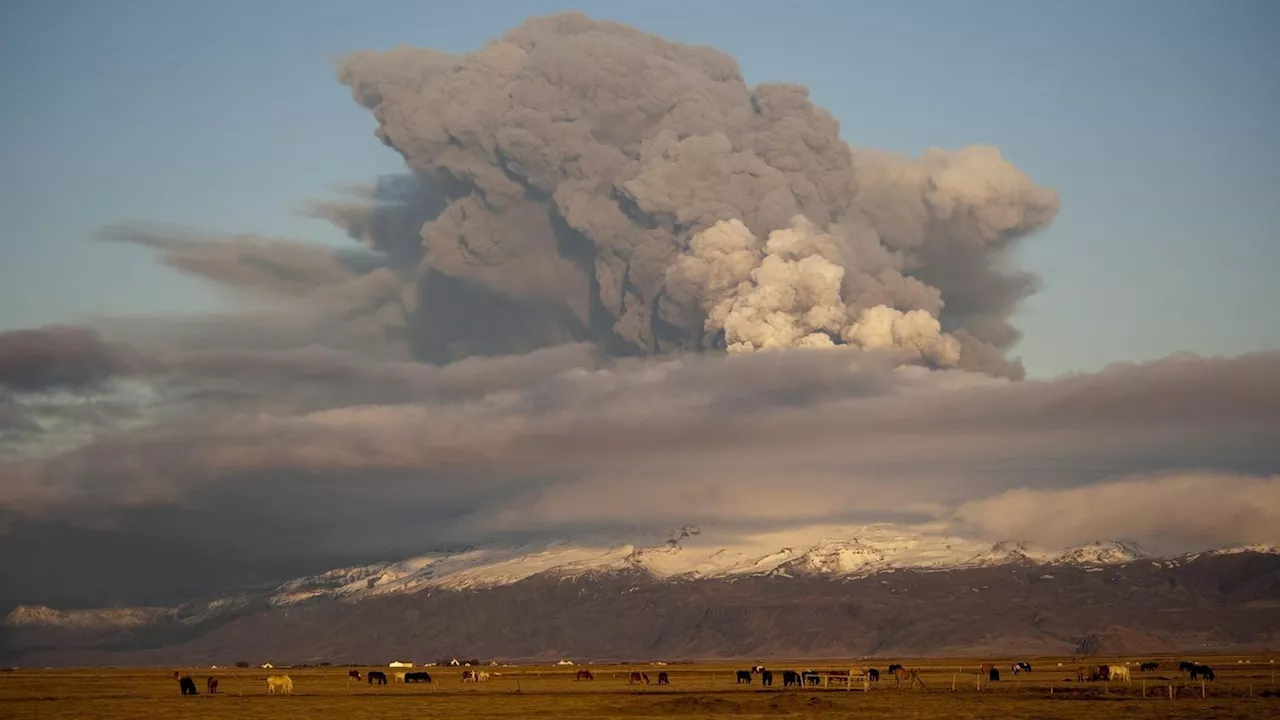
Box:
[2,655,1277,719]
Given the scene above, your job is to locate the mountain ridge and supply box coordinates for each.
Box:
[3,525,1278,666]
[6,528,1276,632]
[4,549,1278,666]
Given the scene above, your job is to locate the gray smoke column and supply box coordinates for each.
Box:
[334,12,1059,377]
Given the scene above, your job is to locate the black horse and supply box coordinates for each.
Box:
[782,670,802,687]
[1189,665,1215,681]
[988,667,1000,682]
[760,670,773,686]
[867,668,880,682]
[657,671,670,685]
[368,671,388,685]
[736,670,752,684]
[178,676,198,696]
[405,671,433,683]
[1139,662,1159,672]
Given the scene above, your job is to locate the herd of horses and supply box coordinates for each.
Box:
[348,669,442,684]
[172,658,1222,696]
[572,669,672,685]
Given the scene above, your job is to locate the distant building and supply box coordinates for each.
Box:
[261,663,274,669]
[556,659,575,666]
[388,661,414,668]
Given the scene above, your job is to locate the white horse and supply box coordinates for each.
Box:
[1109,665,1131,683]
[477,671,490,682]
[394,671,407,683]
[267,675,294,694]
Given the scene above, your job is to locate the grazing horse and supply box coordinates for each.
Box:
[1139,662,1159,672]
[1190,665,1215,681]
[782,670,802,687]
[628,671,649,685]
[893,667,926,690]
[175,672,198,696]
[1178,661,1196,674]
[368,671,387,685]
[394,672,407,683]
[736,670,752,684]
[348,669,362,685]
[462,670,476,682]
[1109,665,1131,682]
[1077,665,1108,682]
[206,677,218,694]
[477,671,491,682]
[752,665,767,674]
[988,668,1000,683]
[576,670,595,681]
[266,675,293,694]
[866,668,879,682]
[761,670,773,686]
[404,672,432,683]
[657,671,670,685]
[1012,662,1031,675]
[887,663,904,675]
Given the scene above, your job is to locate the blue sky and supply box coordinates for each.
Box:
[1,0,1276,378]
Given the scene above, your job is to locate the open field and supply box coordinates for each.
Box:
[2,655,1278,719]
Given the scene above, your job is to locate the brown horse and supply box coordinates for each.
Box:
[628,671,650,685]
[348,669,362,685]
[657,671,670,685]
[575,669,594,681]
[894,667,926,690]
[206,676,218,694]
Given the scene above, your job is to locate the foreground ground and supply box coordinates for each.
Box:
[2,654,1277,719]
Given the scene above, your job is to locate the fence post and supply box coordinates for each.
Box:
[1201,679,1205,699]
[1142,678,1146,697]
[1168,684,1173,700]
[951,674,955,691]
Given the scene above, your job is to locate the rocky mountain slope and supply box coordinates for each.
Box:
[3,527,1277,666]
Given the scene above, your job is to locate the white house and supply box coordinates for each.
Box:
[555,659,575,666]
[388,661,414,668]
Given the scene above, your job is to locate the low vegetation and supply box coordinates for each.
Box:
[2,654,1277,719]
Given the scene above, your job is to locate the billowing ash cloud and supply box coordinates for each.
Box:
[331,12,1058,377]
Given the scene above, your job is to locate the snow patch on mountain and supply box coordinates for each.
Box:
[1050,541,1147,566]
[964,540,1054,567]
[1210,543,1280,556]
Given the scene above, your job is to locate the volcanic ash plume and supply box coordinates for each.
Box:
[669,217,960,364]
[321,12,1059,377]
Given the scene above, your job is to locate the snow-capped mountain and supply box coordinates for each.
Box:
[1049,540,1147,566]
[5,527,1278,666]
[963,540,1055,567]
[13,523,1262,633]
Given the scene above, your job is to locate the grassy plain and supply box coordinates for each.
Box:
[2,654,1277,719]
